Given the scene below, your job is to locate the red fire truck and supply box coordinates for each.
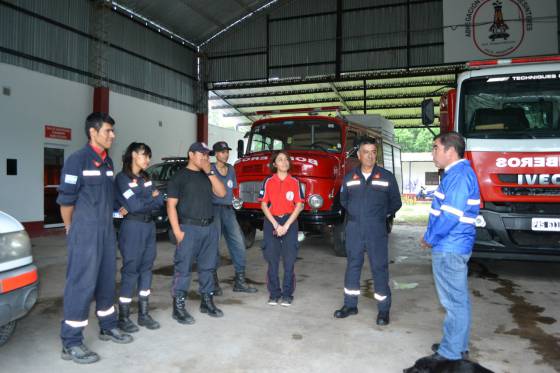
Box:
[422,56,560,260]
[232,113,402,256]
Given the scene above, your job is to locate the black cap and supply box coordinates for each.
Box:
[212,141,232,152]
[188,142,213,155]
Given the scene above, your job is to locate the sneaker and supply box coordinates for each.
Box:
[280,296,293,307]
[267,296,280,305]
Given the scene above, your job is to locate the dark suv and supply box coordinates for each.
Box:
[114,157,187,241]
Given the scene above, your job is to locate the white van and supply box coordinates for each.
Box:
[0,211,38,346]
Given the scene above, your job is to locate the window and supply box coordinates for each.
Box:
[346,130,358,158]
[425,172,439,186]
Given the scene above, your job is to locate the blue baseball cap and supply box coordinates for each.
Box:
[188,142,213,155]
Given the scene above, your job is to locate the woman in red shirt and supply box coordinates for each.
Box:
[259,150,304,306]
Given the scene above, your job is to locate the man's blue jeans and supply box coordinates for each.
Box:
[213,204,246,273]
[431,251,471,360]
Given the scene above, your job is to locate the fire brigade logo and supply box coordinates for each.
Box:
[352,174,360,180]
[465,0,532,57]
[374,173,381,179]
[286,191,294,201]
[227,180,233,188]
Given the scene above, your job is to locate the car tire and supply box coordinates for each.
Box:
[331,222,346,257]
[0,321,17,347]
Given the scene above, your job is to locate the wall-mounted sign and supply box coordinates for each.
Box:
[45,125,71,141]
[444,0,558,63]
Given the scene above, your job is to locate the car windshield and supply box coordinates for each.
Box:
[247,120,342,154]
[147,162,185,182]
[460,73,560,139]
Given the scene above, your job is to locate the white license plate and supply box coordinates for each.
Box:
[531,218,560,232]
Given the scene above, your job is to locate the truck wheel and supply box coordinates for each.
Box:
[0,321,16,347]
[168,229,177,245]
[331,223,346,257]
[241,223,256,249]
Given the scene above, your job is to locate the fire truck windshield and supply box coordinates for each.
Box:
[459,75,560,139]
[247,120,342,153]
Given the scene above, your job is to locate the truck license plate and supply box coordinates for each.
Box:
[531,218,560,232]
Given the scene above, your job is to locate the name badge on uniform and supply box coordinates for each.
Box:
[83,170,101,176]
[144,181,153,187]
[128,182,138,188]
[64,174,78,184]
[106,171,114,177]
[346,180,361,187]
[371,180,389,187]
[123,189,134,199]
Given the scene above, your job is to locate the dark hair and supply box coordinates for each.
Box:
[122,142,152,180]
[269,150,291,173]
[357,136,377,150]
[434,131,465,158]
[85,112,115,139]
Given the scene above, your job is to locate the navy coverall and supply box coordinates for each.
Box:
[115,173,164,300]
[340,165,402,312]
[57,145,118,348]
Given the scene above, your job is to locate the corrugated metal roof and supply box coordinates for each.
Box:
[114,0,278,45]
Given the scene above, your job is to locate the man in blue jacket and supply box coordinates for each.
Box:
[420,131,480,363]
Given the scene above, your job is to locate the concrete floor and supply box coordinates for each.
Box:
[1,223,559,372]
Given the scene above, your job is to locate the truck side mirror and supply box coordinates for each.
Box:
[237,139,244,159]
[421,99,435,125]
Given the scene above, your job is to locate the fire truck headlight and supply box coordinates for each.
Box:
[475,215,486,228]
[307,194,323,209]
[232,197,244,210]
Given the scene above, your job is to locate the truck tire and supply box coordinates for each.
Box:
[0,321,16,347]
[240,223,256,249]
[331,223,346,257]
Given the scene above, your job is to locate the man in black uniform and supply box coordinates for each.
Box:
[334,137,402,326]
[167,142,226,324]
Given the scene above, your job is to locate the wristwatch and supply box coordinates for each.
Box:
[206,170,215,176]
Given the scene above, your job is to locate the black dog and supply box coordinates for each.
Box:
[403,356,495,373]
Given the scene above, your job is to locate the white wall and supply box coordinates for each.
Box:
[109,91,197,167]
[0,63,197,223]
[208,125,245,164]
[402,161,439,194]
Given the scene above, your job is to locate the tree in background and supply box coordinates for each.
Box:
[394,128,440,153]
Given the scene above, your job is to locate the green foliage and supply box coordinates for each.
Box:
[395,128,440,153]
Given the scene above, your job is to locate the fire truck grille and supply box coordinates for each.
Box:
[239,181,262,203]
[502,187,560,196]
[508,230,560,248]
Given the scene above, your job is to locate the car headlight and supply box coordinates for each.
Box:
[307,194,323,209]
[0,230,32,265]
[232,197,244,210]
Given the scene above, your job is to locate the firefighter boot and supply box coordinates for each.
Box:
[172,291,195,325]
[233,271,258,293]
[200,293,224,317]
[213,271,223,296]
[138,296,160,330]
[118,302,139,333]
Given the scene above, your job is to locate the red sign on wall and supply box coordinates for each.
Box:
[45,125,71,141]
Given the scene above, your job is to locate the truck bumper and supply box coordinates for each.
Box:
[0,264,39,326]
[235,209,344,231]
[474,209,560,261]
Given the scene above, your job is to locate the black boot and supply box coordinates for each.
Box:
[172,291,195,325]
[200,293,224,317]
[138,296,160,330]
[118,302,139,333]
[213,271,223,296]
[233,271,258,293]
